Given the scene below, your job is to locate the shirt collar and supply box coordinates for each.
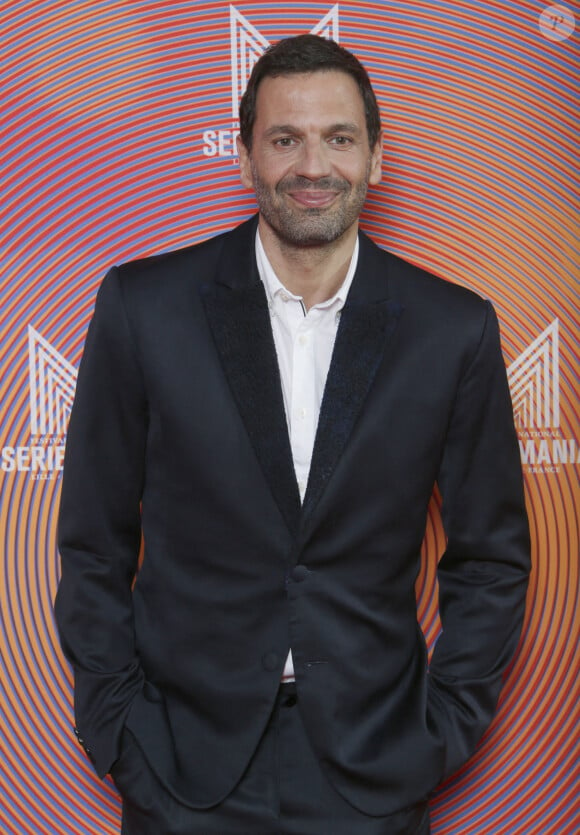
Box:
[255,228,359,311]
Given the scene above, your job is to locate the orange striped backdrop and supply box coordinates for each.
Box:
[1,2,578,833]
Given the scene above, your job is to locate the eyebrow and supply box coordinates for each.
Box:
[263,122,363,138]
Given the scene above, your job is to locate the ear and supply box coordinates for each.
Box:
[236,136,254,189]
[368,131,383,186]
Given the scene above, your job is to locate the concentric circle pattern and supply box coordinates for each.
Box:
[2,2,578,833]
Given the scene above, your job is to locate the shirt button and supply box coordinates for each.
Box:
[298,334,308,346]
[298,407,307,419]
[291,565,309,583]
[280,293,290,303]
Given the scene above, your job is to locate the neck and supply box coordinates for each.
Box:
[258,217,358,310]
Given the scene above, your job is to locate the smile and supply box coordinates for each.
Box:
[286,190,340,208]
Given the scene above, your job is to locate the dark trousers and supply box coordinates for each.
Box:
[116,684,430,835]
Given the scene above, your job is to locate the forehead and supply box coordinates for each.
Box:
[254,71,366,129]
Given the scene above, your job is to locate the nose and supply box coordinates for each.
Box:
[294,137,332,180]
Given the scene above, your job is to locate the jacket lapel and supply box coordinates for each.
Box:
[200,217,302,534]
[302,233,403,519]
[201,219,403,535]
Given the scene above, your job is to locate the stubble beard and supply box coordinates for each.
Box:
[251,163,372,248]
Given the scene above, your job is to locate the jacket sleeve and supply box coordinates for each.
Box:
[54,267,147,778]
[428,300,531,779]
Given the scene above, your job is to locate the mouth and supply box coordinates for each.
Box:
[286,190,339,209]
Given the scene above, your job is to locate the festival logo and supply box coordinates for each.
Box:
[1,327,76,477]
[508,320,578,473]
[202,4,340,158]
[4,315,578,478]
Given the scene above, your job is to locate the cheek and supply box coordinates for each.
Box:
[261,154,292,180]
[334,153,371,181]
[258,162,294,194]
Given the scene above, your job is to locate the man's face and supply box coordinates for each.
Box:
[237,71,382,247]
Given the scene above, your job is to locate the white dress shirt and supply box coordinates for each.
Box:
[255,230,359,679]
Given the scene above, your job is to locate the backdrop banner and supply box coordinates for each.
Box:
[1,2,578,833]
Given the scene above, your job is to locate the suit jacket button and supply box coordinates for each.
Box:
[291,565,309,582]
[262,652,279,672]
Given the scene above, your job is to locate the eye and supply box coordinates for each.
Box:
[329,135,353,147]
[274,136,297,147]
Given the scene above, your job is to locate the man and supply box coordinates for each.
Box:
[55,35,530,835]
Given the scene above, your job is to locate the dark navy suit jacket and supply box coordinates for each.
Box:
[55,215,530,816]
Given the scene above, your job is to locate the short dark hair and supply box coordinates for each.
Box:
[239,34,381,150]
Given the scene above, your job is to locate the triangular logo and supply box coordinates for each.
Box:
[508,319,560,429]
[230,4,340,118]
[28,326,77,435]
[310,5,340,40]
